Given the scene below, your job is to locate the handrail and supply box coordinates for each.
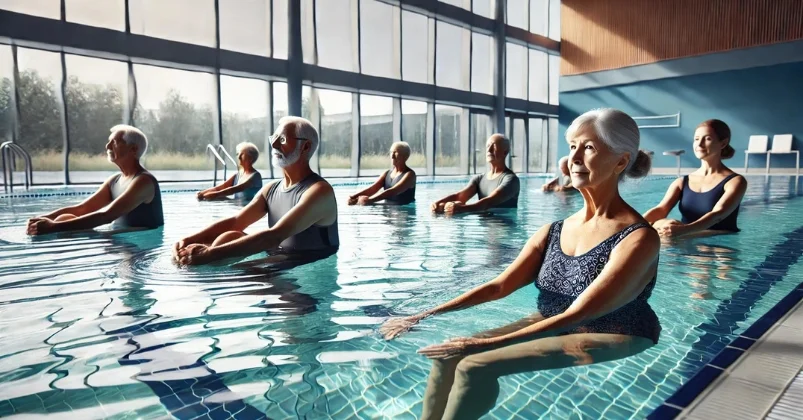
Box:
[1,141,33,193]
[206,144,226,186]
[216,145,238,168]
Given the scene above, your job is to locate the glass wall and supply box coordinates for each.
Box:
[359,95,394,177]
[65,54,128,183]
[16,48,64,184]
[132,64,217,181]
[220,75,271,173]
[529,118,547,173]
[401,100,428,175]
[318,89,353,178]
[0,0,560,185]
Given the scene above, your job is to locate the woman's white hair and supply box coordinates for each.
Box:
[565,108,651,179]
[236,142,260,164]
[279,116,319,160]
[110,124,148,159]
[390,141,412,158]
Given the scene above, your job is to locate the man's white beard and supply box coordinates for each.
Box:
[272,144,303,168]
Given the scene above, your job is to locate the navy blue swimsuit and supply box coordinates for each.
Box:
[679,174,741,232]
[535,221,661,344]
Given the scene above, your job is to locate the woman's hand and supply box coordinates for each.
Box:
[26,218,56,236]
[357,196,373,206]
[379,315,425,340]
[417,337,494,359]
[655,220,690,238]
[176,244,214,266]
[347,195,358,206]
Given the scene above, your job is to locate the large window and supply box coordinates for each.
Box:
[506,43,527,100]
[472,0,493,19]
[506,0,528,30]
[360,0,399,79]
[132,64,217,181]
[529,118,547,173]
[549,0,561,40]
[0,0,60,19]
[220,0,270,57]
[549,54,560,105]
[318,89,353,177]
[315,0,355,72]
[529,49,548,103]
[401,100,428,175]
[0,45,14,146]
[65,55,128,184]
[359,95,394,176]
[436,22,470,91]
[435,105,466,175]
[470,113,493,174]
[440,0,469,10]
[221,75,270,173]
[509,118,526,172]
[401,11,431,84]
[273,0,289,59]
[529,0,549,37]
[16,48,64,184]
[66,0,125,31]
[471,32,493,95]
[129,0,216,47]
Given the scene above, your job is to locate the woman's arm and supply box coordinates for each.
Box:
[643,178,683,224]
[362,172,416,204]
[350,173,385,201]
[380,223,552,339]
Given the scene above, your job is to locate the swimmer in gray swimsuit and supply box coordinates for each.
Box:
[347,141,416,206]
[196,142,263,202]
[381,109,660,420]
[174,117,339,266]
[431,134,520,215]
[27,125,163,235]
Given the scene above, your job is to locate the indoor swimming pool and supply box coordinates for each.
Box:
[1,175,802,419]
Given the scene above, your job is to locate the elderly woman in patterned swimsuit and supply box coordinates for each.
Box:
[379,108,662,420]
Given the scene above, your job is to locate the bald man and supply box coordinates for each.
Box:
[431,134,520,215]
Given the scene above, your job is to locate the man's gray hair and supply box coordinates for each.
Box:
[279,116,319,161]
[236,142,260,164]
[489,133,510,153]
[110,124,148,159]
[391,141,412,158]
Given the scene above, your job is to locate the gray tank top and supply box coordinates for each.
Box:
[468,169,520,208]
[383,168,415,205]
[109,171,164,229]
[262,173,339,252]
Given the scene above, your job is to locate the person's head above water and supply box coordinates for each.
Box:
[271,116,320,169]
[236,142,260,169]
[694,119,734,162]
[565,108,651,190]
[107,124,148,164]
[559,156,570,177]
[390,141,412,166]
[485,134,510,166]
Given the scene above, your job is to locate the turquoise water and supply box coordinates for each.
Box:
[0,175,801,419]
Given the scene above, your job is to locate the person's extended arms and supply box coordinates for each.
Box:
[431,180,478,212]
[37,177,114,220]
[178,181,336,264]
[380,223,551,340]
[418,225,661,358]
[657,176,747,237]
[643,178,683,224]
[360,172,416,205]
[348,173,385,205]
[198,175,237,199]
[204,173,260,199]
[27,176,152,235]
[446,175,519,214]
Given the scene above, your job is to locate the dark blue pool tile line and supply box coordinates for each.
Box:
[648,225,803,419]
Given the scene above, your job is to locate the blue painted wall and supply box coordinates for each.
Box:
[558,61,803,169]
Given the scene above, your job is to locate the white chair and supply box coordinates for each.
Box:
[768,134,799,174]
[663,149,684,177]
[744,135,769,174]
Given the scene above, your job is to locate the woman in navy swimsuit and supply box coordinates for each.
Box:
[644,119,747,238]
[380,109,661,420]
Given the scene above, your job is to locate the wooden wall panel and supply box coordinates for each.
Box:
[561,0,803,75]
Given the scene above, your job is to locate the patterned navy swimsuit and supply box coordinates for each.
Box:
[534,220,661,344]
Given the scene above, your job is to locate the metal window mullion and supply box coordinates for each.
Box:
[492,0,506,133]
[214,0,224,151]
[353,0,360,74]
[267,82,274,178]
[350,93,359,177]
[426,102,435,176]
[288,0,303,116]
[392,97,401,143]
[460,107,470,174]
[308,87,321,173]
[59,0,70,185]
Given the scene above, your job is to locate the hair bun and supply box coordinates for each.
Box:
[627,150,652,178]
[721,144,735,159]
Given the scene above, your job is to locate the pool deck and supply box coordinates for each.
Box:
[650,284,803,419]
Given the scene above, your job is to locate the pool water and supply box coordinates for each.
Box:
[1,175,802,419]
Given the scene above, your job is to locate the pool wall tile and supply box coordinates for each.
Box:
[645,404,682,420]
[727,336,756,351]
[664,365,724,408]
[706,347,744,369]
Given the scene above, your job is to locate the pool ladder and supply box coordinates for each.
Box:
[1,141,33,194]
[205,144,238,186]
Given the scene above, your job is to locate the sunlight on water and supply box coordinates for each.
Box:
[0,175,801,419]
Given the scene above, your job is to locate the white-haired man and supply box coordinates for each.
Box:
[347,141,417,205]
[26,125,164,235]
[174,116,339,265]
[431,133,520,215]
